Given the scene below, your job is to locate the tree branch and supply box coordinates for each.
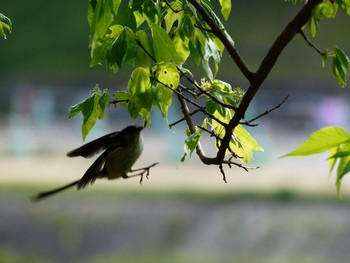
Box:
[176,91,212,164]
[299,29,325,56]
[187,0,254,81]
[215,0,323,162]
[240,95,289,126]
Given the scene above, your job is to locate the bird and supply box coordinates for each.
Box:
[31,125,155,201]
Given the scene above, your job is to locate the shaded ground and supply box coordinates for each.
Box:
[1,189,350,263]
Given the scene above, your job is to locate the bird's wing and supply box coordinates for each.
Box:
[67,131,122,158]
[75,147,114,189]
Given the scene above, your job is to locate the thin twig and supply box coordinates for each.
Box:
[178,68,238,111]
[241,95,289,125]
[299,29,325,56]
[110,99,129,105]
[163,0,182,13]
[169,109,201,128]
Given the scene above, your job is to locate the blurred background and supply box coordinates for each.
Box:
[1,0,350,262]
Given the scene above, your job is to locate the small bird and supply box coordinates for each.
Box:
[31,125,156,201]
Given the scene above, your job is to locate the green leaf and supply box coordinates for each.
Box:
[135,30,154,67]
[115,6,137,31]
[308,15,318,37]
[152,62,180,90]
[127,67,153,120]
[336,156,350,198]
[328,146,339,175]
[218,0,232,20]
[149,22,183,64]
[0,13,12,39]
[332,55,347,87]
[282,126,350,157]
[113,91,129,107]
[338,0,350,15]
[181,14,195,39]
[229,125,264,163]
[88,0,120,47]
[90,25,124,66]
[107,29,127,72]
[182,129,204,162]
[69,85,110,140]
[334,46,350,68]
[173,34,191,64]
[163,1,184,33]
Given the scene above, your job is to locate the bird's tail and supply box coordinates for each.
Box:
[30,180,80,202]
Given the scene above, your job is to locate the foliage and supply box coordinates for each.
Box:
[69,0,350,192]
[69,85,110,140]
[0,13,12,39]
[282,127,350,198]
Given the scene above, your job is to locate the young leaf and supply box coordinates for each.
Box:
[181,129,204,162]
[282,126,350,157]
[88,0,119,47]
[69,85,110,140]
[218,0,232,21]
[332,55,347,87]
[0,13,12,39]
[336,156,350,198]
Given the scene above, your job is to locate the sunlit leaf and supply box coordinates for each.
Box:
[152,62,180,90]
[181,128,204,162]
[151,62,179,118]
[332,55,347,87]
[230,125,264,163]
[88,0,119,46]
[338,0,350,15]
[149,22,183,64]
[173,34,191,64]
[218,0,232,20]
[283,126,350,157]
[90,25,124,66]
[127,67,153,120]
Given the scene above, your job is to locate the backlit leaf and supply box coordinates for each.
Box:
[282,126,350,157]
[149,22,183,64]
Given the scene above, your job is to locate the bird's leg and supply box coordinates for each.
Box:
[123,162,159,184]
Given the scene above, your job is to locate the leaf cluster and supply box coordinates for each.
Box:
[297,0,350,86]
[71,0,264,176]
[69,0,350,188]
